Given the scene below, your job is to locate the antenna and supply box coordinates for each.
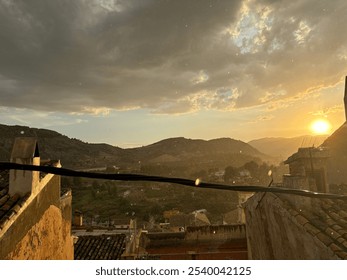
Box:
[300,136,305,147]
[312,135,316,147]
[307,136,312,147]
[344,76,347,122]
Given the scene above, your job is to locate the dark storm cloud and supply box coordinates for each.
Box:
[0,0,347,114]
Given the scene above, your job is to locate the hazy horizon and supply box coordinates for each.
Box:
[1,0,346,147]
[0,122,330,150]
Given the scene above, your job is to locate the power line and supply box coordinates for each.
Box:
[1,161,347,201]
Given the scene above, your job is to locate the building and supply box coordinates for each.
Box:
[244,136,347,259]
[283,147,329,193]
[243,77,347,259]
[136,225,248,260]
[0,137,73,259]
[74,234,126,260]
[244,192,347,259]
[166,211,211,232]
[244,144,347,259]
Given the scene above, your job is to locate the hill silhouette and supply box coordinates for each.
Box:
[0,123,277,224]
[248,135,328,161]
[0,124,270,174]
[0,124,123,168]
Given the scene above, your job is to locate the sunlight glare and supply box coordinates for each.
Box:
[310,119,331,135]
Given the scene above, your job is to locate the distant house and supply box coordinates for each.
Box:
[168,210,211,232]
[0,137,73,259]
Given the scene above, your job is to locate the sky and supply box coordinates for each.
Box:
[1,0,347,148]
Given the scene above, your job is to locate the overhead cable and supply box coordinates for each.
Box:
[1,162,347,201]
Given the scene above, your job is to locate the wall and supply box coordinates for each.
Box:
[244,192,338,259]
[185,224,246,241]
[0,175,73,259]
[144,241,248,260]
[138,225,248,260]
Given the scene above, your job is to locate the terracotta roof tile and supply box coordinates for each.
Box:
[337,237,346,245]
[0,194,9,207]
[1,194,20,212]
[0,188,8,197]
[310,217,329,231]
[338,221,347,228]
[303,223,320,236]
[338,210,347,219]
[321,201,331,210]
[277,196,347,259]
[296,214,309,226]
[335,251,347,260]
[0,170,31,231]
[329,243,343,254]
[328,211,343,221]
[331,224,343,232]
[288,208,299,217]
[316,232,333,247]
[325,218,337,227]
[337,229,347,236]
[325,228,341,239]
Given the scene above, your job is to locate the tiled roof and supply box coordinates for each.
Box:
[0,170,31,231]
[284,147,329,164]
[0,161,65,232]
[74,234,126,260]
[272,194,347,259]
[0,170,9,189]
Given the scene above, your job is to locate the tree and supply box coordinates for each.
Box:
[244,161,259,175]
[191,169,208,179]
[224,166,238,183]
[72,176,82,187]
[92,180,99,189]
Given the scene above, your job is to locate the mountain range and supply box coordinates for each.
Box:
[0,124,269,174]
[1,123,346,183]
[248,135,328,161]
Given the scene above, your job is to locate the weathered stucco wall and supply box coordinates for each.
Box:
[6,205,73,259]
[244,192,338,259]
[0,175,73,259]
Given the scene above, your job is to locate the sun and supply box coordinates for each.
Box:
[310,119,331,135]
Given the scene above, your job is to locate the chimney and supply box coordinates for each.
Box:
[9,137,40,196]
[73,210,83,227]
[345,76,347,122]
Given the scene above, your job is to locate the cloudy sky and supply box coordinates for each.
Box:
[1,0,347,147]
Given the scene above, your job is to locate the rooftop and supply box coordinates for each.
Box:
[0,160,62,232]
[284,147,329,164]
[74,234,126,260]
[246,192,347,259]
[286,197,347,259]
[0,170,30,231]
